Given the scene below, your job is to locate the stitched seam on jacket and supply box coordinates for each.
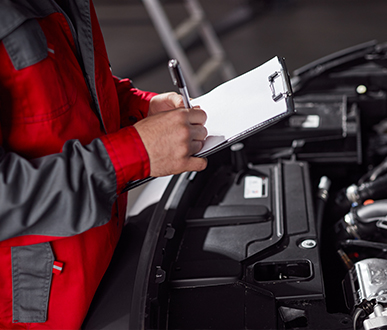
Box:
[3,18,48,70]
[11,243,54,323]
[0,0,56,41]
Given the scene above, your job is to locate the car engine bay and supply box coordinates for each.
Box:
[88,40,387,330]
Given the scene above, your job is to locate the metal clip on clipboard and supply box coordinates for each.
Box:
[268,70,292,102]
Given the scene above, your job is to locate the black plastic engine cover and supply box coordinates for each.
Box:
[133,158,351,329]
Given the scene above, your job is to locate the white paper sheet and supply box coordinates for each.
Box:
[191,56,292,156]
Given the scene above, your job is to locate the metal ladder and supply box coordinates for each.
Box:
[142,0,236,97]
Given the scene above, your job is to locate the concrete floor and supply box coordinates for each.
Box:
[94,0,387,96]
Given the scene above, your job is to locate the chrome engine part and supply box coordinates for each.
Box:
[347,258,387,330]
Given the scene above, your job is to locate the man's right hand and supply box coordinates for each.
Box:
[134,107,208,177]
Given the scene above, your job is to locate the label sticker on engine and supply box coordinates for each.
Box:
[289,115,320,128]
[302,115,320,128]
[244,176,268,199]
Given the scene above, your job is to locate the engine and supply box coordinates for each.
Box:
[103,40,387,330]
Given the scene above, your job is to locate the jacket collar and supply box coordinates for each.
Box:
[0,0,105,132]
[0,0,56,40]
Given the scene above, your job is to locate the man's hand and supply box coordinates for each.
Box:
[134,107,208,177]
[148,92,185,116]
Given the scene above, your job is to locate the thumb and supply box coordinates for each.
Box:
[168,92,185,108]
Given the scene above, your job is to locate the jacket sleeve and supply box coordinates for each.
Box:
[0,126,150,247]
[113,76,158,127]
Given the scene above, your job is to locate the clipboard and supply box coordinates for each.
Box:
[192,56,294,157]
[122,56,294,192]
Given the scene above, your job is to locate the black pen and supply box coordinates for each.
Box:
[168,59,192,109]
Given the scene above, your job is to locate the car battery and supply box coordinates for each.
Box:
[244,94,362,164]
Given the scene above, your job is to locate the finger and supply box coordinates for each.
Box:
[190,124,208,141]
[187,107,207,125]
[185,156,208,173]
[168,92,185,108]
[189,140,204,156]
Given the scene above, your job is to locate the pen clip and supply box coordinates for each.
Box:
[168,59,185,88]
[168,59,192,108]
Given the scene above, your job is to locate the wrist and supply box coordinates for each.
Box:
[100,127,150,193]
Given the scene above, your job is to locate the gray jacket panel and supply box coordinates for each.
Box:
[0,139,117,241]
[12,243,54,323]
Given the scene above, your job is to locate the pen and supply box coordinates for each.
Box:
[168,59,192,109]
[123,60,191,192]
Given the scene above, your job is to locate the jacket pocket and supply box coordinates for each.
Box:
[11,243,54,323]
[3,18,48,70]
[1,17,77,125]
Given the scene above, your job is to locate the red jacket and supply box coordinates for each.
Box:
[0,0,156,328]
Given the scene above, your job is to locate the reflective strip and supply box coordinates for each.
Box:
[52,261,64,274]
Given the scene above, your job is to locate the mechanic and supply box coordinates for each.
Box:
[0,0,207,329]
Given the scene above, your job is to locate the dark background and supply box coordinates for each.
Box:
[94,0,387,95]
[84,1,387,328]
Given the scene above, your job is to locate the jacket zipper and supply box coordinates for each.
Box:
[49,0,107,133]
[50,1,83,67]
